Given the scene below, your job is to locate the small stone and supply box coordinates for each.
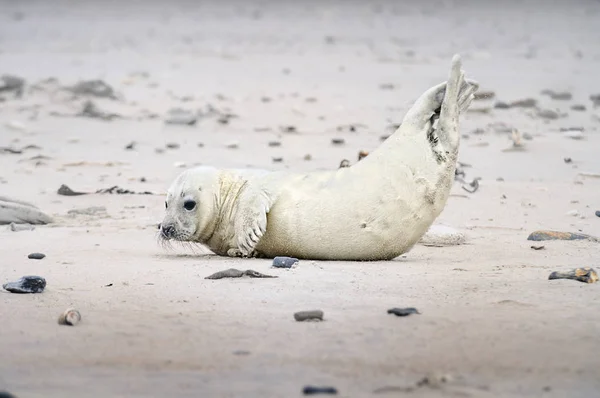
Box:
[272,157,283,163]
[9,222,35,232]
[124,141,136,150]
[339,159,350,168]
[541,90,573,101]
[268,141,281,147]
[387,307,420,317]
[564,157,572,163]
[379,83,395,90]
[303,154,312,161]
[549,267,598,284]
[3,275,46,293]
[294,310,324,322]
[225,141,239,149]
[302,386,338,395]
[58,308,82,326]
[571,104,586,111]
[197,142,204,148]
[164,108,198,125]
[272,256,298,268]
[68,80,117,99]
[527,230,599,242]
[331,138,345,145]
[536,109,560,120]
[165,142,180,149]
[0,391,17,398]
[280,125,297,133]
[595,210,600,217]
[155,148,165,154]
[358,150,369,161]
[510,98,537,108]
[473,90,496,101]
[494,101,510,109]
[28,252,45,260]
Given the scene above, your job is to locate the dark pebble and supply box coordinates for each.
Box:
[272,256,298,268]
[303,386,338,395]
[3,275,46,294]
[595,210,600,217]
[294,310,324,322]
[387,307,420,317]
[331,138,345,145]
[494,101,510,109]
[571,104,586,111]
[0,391,17,398]
[564,157,572,163]
[28,252,45,260]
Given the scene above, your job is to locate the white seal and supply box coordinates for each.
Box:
[160,55,478,260]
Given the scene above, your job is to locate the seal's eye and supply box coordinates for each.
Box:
[183,200,196,211]
[165,201,168,209]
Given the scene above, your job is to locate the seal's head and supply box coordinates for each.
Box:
[159,166,220,244]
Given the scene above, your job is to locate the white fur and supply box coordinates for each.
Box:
[160,55,478,261]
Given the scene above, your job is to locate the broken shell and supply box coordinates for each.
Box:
[339,159,350,168]
[358,150,369,161]
[58,308,82,326]
[548,268,598,284]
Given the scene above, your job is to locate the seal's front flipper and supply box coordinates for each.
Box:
[235,188,277,257]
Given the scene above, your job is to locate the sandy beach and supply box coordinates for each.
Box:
[1,0,600,397]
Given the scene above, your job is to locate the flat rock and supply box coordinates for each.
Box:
[419,224,466,246]
[28,252,46,260]
[387,307,420,317]
[205,268,277,280]
[527,230,599,242]
[294,310,324,321]
[272,256,299,268]
[3,275,46,294]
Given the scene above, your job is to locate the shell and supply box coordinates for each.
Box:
[58,308,82,326]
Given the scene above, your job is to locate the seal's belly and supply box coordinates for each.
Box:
[257,189,436,261]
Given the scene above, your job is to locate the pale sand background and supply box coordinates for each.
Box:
[1,0,600,397]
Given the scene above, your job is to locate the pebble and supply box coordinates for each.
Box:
[536,109,561,120]
[124,141,136,150]
[331,138,345,145]
[303,154,312,161]
[420,225,466,246]
[473,90,495,100]
[494,101,510,109]
[541,90,572,101]
[358,150,369,161]
[303,386,338,395]
[564,157,572,163]
[339,159,350,168]
[9,222,35,232]
[571,104,586,111]
[387,307,420,317]
[268,141,281,147]
[165,142,180,149]
[272,157,283,163]
[68,79,117,99]
[294,310,324,322]
[164,108,198,125]
[527,230,599,242]
[225,141,239,149]
[510,98,537,108]
[272,256,299,268]
[28,252,46,260]
[3,275,46,293]
[596,210,600,217]
[0,391,17,398]
[58,308,82,326]
[549,267,598,284]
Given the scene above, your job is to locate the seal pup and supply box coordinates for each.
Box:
[160,55,478,260]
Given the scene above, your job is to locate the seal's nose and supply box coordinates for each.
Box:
[161,224,175,239]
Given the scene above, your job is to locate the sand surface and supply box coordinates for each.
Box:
[1,0,600,397]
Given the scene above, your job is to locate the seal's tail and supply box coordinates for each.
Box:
[437,55,478,151]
